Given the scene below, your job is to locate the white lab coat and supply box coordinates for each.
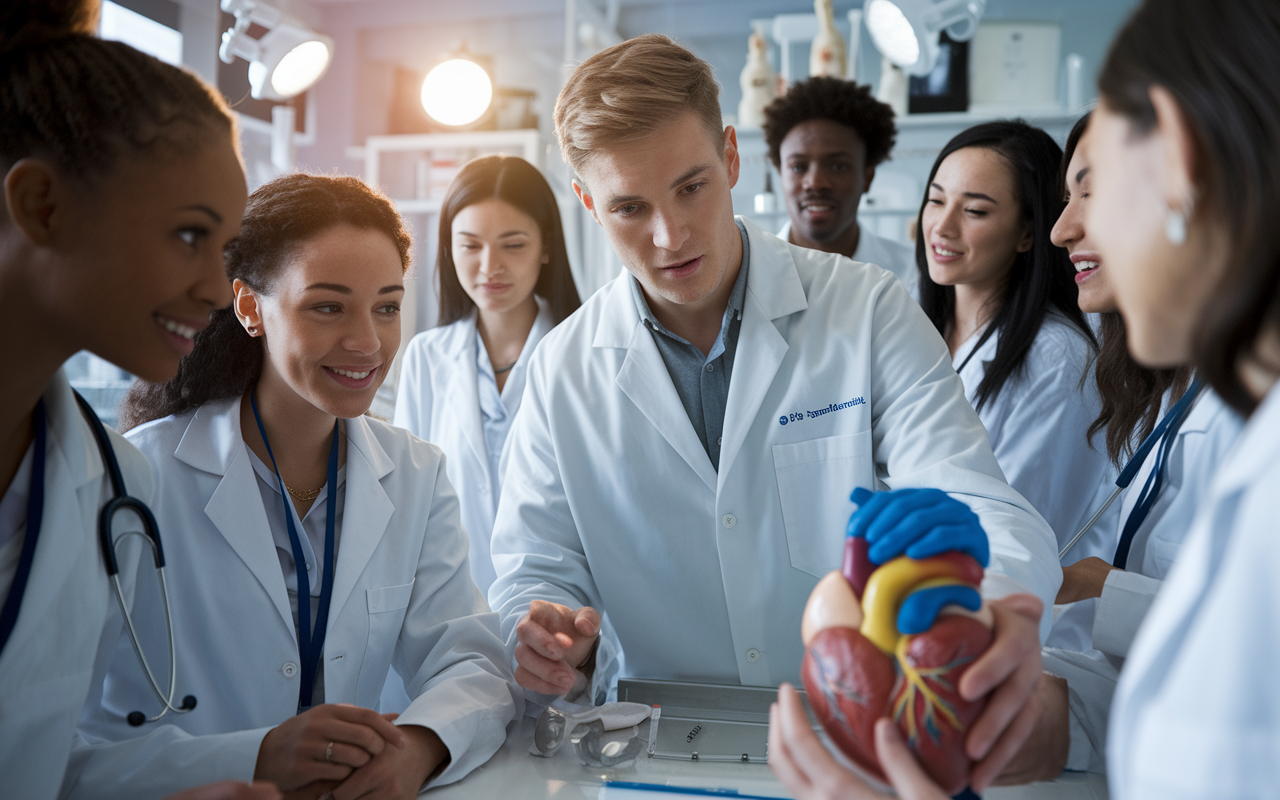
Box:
[0,371,148,800]
[1109,384,1280,799]
[1042,387,1243,774]
[488,217,1061,700]
[393,299,554,595]
[1092,387,1243,657]
[66,397,519,800]
[953,315,1118,562]
[777,220,919,300]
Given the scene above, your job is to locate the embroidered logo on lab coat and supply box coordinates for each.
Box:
[780,396,866,425]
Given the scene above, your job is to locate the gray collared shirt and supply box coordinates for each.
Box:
[630,221,750,471]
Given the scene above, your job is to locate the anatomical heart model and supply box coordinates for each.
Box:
[800,514,993,794]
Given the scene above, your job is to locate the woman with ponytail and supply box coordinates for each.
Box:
[0,1,271,797]
[77,174,519,800]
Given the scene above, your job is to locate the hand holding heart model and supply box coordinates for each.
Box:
[800,488,994,795]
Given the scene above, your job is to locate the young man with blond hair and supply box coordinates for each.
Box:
[487,34,1061,794]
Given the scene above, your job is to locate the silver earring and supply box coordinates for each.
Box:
[247,325,258,336]
[1165,207,1188,246]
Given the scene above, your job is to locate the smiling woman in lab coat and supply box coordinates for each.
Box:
[1084,0,1280,795]
[394,155,580,596]
[916,122,1115,559]
[0,4,273,799]
[73,174,519,800]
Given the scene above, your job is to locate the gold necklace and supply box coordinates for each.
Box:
[286,484,323,502]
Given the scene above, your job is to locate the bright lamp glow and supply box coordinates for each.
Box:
[865,0,986,77]
[421,58,493,127]
[271,39,331,97]
[220,0,333,101]
[866,0,919,68]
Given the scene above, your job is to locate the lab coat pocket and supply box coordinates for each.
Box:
[367,581,415,614]
[359,581,416,701]
[773,430,873,578]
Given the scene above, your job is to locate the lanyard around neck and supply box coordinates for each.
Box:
[249,393,339,712]
[1058,378,1206,560]
[1112,378,1205,568]
[0,399,46,658]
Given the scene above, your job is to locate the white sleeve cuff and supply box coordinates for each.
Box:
[1093,570,1163,658]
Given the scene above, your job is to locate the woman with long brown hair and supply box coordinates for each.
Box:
[393,154,579,596]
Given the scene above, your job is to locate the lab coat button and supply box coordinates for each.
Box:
[746,648,760,663]
[282,661,298,679]
[722,513,737,529]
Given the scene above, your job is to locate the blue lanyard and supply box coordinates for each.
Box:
[1112,378,1205,569]
[0,400,47,658]
[250,393,338,712]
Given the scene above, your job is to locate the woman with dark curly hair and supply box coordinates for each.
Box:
[762,76,917,297]
[81,174,519,800]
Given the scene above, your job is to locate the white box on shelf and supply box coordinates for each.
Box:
[970,21,1061,109]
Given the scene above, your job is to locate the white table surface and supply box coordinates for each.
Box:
[424,716,1110,799]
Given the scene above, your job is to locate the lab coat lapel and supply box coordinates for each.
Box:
[718,219,807,483]
[179,399,297,640]
[596,278,718,492]
[447,314,490,484]
[327,416,394,628]
[3,374,104,655]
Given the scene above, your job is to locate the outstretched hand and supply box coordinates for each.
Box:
[514,599,601,695]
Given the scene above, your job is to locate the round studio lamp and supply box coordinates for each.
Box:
[865,0,986,76]
[420,56,493,128]
[247,23,334,100]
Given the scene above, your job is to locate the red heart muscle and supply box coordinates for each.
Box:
[891,615,992,792]
[800,555,993,795]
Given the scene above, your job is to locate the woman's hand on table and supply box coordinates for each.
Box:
[254,703,406,791]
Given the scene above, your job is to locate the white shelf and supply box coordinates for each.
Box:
[896,108,1081,129]
[394,198,443,214]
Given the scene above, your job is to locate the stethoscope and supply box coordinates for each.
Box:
[0,392,196,727]
[1058,378,1206,562]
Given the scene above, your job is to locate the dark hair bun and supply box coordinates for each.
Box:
[0,0,99,53]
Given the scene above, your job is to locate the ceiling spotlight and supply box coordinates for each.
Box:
[420,49,494,128]
[866,0,986,76]
[219,0,334,101]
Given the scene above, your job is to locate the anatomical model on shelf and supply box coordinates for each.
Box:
[809,0,847,78]
[738,28,779,130]
[800,490,993,795]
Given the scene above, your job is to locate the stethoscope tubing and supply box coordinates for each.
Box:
[1058,379,1205,561]
[74,392,194,725]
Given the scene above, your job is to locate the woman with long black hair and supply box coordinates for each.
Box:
[916,121,1113,559]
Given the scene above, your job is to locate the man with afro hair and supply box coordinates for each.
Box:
[763,76,917,298]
